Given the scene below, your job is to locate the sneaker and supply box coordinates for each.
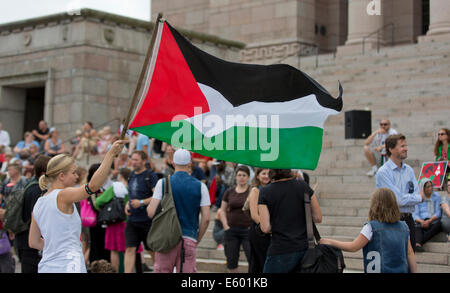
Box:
[366,166,378,177]
[216,244,224,251]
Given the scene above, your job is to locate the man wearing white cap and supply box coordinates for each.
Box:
[147,149,210,273]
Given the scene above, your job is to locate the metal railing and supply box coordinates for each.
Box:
[362,22,395,54]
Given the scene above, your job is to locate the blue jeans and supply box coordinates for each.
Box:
[263,250,306,273]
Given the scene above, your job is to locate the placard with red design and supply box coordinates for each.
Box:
[418,161,448,189]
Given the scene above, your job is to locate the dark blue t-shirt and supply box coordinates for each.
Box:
[191,166,206,181]
[128,169,158,223]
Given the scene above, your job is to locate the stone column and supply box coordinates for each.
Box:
[345,0,384,46]
[44,68,54,126]
[427,0,450,36]
[297,0,316,44]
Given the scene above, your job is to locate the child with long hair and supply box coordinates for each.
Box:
[320,188,417,273]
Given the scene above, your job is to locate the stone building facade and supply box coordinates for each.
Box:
[0,9,243,144]
[151,0,441,63]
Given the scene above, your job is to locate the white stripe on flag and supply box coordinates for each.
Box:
[184,83,339,137]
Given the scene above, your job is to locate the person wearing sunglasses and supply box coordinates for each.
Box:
[364,119,398,177]
[434,128,449,161]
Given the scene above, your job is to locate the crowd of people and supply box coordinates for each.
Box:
[0,119,448,273]
[364,122,450,252]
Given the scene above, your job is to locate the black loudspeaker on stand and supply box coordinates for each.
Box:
[345,110,371,139]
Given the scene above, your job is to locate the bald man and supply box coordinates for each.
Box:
[363,119,397,177]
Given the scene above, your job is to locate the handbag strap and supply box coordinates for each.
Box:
[155,176,172,216]
[167,175,172,198]
[303,192,321,248]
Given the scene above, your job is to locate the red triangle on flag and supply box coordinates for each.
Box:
[130,22,210,129]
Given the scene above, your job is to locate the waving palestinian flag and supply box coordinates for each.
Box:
[129,20,343,170]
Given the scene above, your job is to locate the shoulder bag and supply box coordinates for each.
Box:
[295,192,345,273]
[146,176,182,253]
[97,197,126,225]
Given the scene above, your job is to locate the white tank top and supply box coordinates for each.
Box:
[32,189,86,273]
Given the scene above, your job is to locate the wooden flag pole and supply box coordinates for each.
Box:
[120,13,164,140]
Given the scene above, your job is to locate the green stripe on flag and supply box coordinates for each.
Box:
[131,120,324,170]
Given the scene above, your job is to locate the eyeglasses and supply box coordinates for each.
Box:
[380,123,389,126]
[438,132,447,136]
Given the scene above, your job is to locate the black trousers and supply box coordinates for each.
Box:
[18,248,41,273]
[224,227,251,270]
[400,213,416,251]
[89,225,110,263]
[414,220,442,246]
[248,223,270,273]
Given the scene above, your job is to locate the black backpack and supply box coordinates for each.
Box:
[3,178,37,234]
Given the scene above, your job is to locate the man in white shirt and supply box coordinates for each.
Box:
[0,122,10,147]
[363,119,398,176]
[147,149,210,273]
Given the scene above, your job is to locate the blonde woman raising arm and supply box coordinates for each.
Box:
[29,140,124,273]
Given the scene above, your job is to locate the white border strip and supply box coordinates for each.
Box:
[130,19,165,124]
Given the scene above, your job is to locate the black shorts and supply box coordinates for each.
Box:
[125,221,152,251]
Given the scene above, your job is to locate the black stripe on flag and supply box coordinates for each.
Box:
[166,22,342,112]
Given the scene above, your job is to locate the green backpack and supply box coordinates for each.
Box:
[3,178,38,234]
[146,175,182,253]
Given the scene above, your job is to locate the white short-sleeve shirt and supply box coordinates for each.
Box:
[153,178,210,207]
[371,128,398,149]
[360,222,410,242]
[360,223,373,241]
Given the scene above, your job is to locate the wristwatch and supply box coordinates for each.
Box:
[140,199,144,206]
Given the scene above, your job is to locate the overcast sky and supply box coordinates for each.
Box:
[0,0,151,24]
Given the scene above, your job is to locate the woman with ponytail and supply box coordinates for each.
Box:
[28,140,124,273]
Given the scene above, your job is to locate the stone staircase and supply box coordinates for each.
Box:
[300,39,450,273]
[145,38,450,273]
[195,213,249,273]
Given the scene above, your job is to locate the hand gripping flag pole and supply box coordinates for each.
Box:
[120,13,164,140]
